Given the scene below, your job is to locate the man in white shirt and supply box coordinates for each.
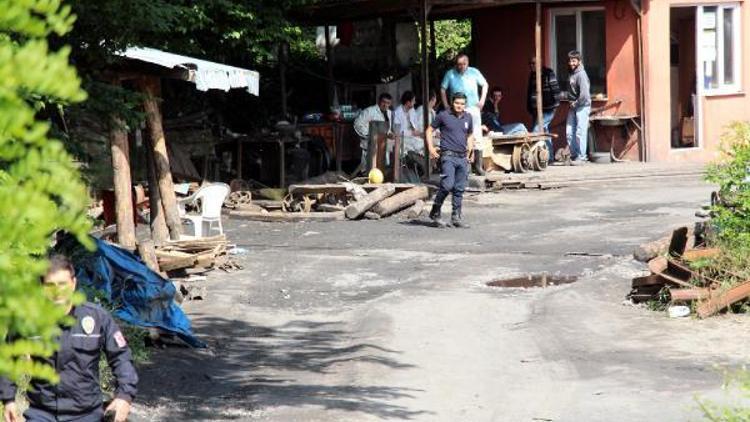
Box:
[393,91,425,155]
[353,93,393,170]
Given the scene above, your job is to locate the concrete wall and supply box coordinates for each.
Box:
[643,0,750,162]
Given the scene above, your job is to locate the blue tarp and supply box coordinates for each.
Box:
[64,237,205,348]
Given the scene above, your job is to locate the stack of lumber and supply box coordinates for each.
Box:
[152,235,241,273]
[228,183,431,223]
[629,227,750,318]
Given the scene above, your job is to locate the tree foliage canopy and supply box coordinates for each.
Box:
[0,0,92,385]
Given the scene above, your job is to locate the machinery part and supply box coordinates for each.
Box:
[512,143,532,173]
[531,141,549,171]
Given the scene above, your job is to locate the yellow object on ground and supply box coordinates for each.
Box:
[368,168,384,184]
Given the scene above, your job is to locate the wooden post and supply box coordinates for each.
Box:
[324,25,335,108]
[110,118,136,250]
[137,240,162,275]
[420,0,431,179]
[138,76,182,240]
[237,139,243,179]
[144,133,169,245]
[279,42,288,119]
[535,2,544,133]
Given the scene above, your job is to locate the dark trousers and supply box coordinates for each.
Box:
[25,407,103,422]
[433,154,469,217]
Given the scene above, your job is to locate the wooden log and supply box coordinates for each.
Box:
[669,287,710,302]
[155,250,198,272]
[316,203,346,212]
[372,186,429,217]
[696,280,750,318]
[405,199,425,219]
[229,210,346,223]
[137,240,162,274]
[364,211,381,220]
[110,118,136,250]
[144,133,169,245]
[138,76,182,240]
[345,185,396,220]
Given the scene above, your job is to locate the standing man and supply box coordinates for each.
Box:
[353,93,393,172]
[526,57,560,160]
[427,92,474,228]
[565,50,591,164]
[1,255,138,422]
[440,53,488,175]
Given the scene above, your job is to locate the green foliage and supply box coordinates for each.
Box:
[697,367,750,421]
[706,122,750,250]
[0,0,92,386]
[433,19,472,60]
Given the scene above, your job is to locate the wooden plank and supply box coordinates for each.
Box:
[345,185,396,219]
[229,210,346,222]
[155,250,198,272]
[696,280,750,318]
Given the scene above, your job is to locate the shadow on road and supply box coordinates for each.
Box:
[136,317,428,420]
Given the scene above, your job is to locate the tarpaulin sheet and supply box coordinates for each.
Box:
[62,237,205,348]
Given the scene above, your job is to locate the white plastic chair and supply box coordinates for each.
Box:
[178,183,230,237]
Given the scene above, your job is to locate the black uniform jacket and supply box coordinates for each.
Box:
[0,302,138,419]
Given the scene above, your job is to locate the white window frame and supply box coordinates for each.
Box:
[549,6,607,93]
[697,3,742,96]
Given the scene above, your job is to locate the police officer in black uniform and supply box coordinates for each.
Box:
[0,255,138,422]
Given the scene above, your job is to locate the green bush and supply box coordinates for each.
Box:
[706,122,750,250]
[0,0,92,389]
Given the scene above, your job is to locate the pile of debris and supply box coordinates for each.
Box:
[227,182,430,223]
[629,226,750,318]
[136,235,242,303]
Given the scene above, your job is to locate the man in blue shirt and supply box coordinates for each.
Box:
[440,54,488,175]
[426,92,474,228]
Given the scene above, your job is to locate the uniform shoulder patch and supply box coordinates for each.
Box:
[113,331,128,348]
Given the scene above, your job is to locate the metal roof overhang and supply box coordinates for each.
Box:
[116,47,260,96]
[292,0,595,25]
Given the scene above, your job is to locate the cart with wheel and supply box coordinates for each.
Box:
[484,132,553,173]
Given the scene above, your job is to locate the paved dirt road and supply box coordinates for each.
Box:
[133,174,749,421]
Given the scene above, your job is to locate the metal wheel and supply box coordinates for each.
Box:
[512,143,532,173]
[532,141,549,171]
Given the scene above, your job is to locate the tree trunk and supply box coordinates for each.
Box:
[372,186,429,217]
[138,76,182,240]
[345,185,396,219]
[144,134,169,245]
[137,240,162,275]
[110,119,136,250]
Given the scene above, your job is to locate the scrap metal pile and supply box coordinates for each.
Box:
[629,225,750,318]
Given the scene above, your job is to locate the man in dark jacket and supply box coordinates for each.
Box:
[526,57,561,133]
[527,58,561,161]
[1,255,138,422]
[565,50,591,164]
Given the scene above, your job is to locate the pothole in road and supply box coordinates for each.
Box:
[486,273,578,288]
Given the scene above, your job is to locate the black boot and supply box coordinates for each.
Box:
[429,203,448,228]
[451,210,470,228]
[473,150,485,176]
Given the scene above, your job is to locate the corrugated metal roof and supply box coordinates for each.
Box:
[119,47,260,96]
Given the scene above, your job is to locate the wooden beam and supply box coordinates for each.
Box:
[110,118,136,250]
[137,76,182,240]
[420,0,431,179]
[535,2,544,133]
[144,132,169,245]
